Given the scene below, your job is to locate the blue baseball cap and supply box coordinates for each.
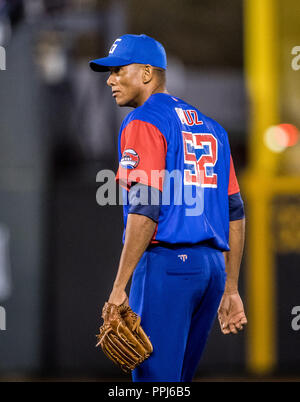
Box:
[89,34,167,72]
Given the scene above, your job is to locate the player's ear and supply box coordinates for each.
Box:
[142,64,153,84]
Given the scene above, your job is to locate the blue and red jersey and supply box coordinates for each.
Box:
[116,93,241,251]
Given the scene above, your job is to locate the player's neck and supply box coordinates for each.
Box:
[134,86,168,108]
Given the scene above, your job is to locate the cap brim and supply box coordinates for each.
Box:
[89,56,131,72]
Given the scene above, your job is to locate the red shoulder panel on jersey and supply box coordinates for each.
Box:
[116,120,167,192]
[228,154,240,195]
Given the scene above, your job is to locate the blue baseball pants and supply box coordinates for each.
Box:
[129,243,226,382]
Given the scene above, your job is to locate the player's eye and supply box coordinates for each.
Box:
[111,66,121,74]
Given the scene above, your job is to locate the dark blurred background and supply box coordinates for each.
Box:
[0,0,299,381]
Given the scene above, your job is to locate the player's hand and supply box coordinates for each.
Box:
[217,291,247,335]
[108,288,129,306]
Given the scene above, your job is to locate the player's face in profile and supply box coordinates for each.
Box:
[107,64,145,108]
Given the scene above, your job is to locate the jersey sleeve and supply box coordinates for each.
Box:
[228,154,240,195]
[116,119,167,192]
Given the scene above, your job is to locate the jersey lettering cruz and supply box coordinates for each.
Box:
[116,93,240,251]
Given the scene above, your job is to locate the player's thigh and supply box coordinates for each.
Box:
[130,250,193,349]
[180,251,226,381]
[130,247,213,381]
[129,246,212,338]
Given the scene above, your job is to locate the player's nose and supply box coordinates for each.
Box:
[106,72,115,87]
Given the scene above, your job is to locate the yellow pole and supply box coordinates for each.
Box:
[244,0,280,174]
[243,0,279,374]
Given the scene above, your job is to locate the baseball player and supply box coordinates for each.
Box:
[90,34,247,382]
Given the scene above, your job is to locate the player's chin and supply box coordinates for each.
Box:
[114,95,127,107]
[114,95,133,107]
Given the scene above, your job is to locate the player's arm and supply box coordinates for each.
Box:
[110,120,166,305]
[108,183,160,305]
[218,153,247,334]
[224,192,246,293]
[223,217,245,294]
[108,213,156,305]
[218,194,247,335]
[219,217,247,335]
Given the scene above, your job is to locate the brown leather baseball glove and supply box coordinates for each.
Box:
[96,301,153,373]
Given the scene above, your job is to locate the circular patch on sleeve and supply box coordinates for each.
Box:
[120,149,140,169]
